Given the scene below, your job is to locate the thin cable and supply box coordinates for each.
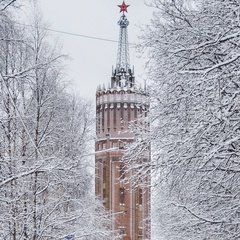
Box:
[16,22,118,43]
[46,27,119,43]
[15,22,136,46]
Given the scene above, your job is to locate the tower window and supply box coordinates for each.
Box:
[103,188,106,199]
[120,188,125,204]
[138,188,143,205]
[119,228,126,236]
[145,110,148,117]
[103,165,107,184]
[120,165,125,179]
[119,141,124,149]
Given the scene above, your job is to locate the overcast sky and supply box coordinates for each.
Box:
[36,0,153,99]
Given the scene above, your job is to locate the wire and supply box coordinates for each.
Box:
[15,22,136,46]
[16,22,119,43]
[43,27,119,43]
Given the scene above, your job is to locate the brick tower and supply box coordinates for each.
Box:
[95,2,150,239]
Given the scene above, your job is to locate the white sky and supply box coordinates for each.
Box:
[36,0,153,99]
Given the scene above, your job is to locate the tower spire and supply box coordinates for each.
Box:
[116,1,130,74]
[111,1,134,89]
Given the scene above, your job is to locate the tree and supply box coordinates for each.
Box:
[125,0,240,239]
[0,5,114,240]
[0,0,17,11]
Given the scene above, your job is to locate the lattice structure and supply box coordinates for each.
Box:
[111,2,134,89]
[116,14,130,73]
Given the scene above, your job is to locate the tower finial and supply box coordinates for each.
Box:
[118,1,130,14]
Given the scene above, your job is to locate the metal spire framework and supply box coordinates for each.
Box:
[110,1,135,89]
[116,1,130,74]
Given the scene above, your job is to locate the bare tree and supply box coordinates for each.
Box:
[125,0,240,239]
[0,5,114,240]
[0,0,18,11]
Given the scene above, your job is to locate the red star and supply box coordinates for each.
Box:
[118,1,130,13]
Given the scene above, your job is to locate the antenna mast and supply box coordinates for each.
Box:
[116,1,130,73]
